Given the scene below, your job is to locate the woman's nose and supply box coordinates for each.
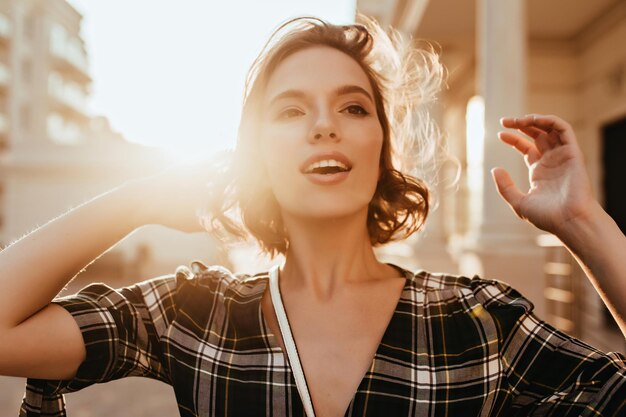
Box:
[309,110,339,142]
[313,131,337,140]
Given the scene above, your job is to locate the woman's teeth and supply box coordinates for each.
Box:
[304,159,350,174]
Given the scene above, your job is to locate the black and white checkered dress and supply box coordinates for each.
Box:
[20,261,626,416]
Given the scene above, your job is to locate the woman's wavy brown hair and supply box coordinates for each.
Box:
[202,16,445,259]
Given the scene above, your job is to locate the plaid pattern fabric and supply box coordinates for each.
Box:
[19,261,626,416]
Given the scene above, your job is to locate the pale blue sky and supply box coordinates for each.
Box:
[66,1,355,158]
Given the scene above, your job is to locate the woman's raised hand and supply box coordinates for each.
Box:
[493,114,626,336]
[129,155,227,234]
[491,114,600,237]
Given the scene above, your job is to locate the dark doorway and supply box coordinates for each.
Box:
[603,117,626,234]
[601,116,626,328]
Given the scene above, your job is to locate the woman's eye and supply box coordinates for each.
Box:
[343,105,369,116]
[279,108,303,119]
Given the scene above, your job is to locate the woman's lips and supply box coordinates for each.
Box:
[299,151,353,173]
[303,170,350,185]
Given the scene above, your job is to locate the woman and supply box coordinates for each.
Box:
[2,16,625,417]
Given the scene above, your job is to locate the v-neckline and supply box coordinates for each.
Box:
[257,263,412,417]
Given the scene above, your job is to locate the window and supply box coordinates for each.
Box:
[20,104,31,131]
[22,59,32,84]
[0,13,11,38]
[24,14,35,40]
[0,181,4,229]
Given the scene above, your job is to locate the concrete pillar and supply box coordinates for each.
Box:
[474,0,528,243]
[395,0,430,34]
[460,0,546,316]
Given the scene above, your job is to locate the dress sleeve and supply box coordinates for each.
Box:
[474,278,626,416]
[19,263,201,417]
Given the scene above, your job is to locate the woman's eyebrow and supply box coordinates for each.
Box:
[334,85,374,103]
[268,89,305,107]
[268,85,374,107]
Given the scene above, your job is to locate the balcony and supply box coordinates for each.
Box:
[0,13,10,50]
[48,23,91,84]
[47,112,82,145]
[0,112,8,135]
[0,13,10,39]
[0,62,9,92]
[0,181,4,236]
[48,72,89,121]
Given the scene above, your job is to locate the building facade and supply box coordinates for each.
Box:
[0,0,227,283]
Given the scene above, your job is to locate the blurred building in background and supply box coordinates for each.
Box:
[0,0,228,289]
[5,0,90,147]
[360,0,626,354]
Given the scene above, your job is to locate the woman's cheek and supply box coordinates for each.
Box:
[260,129,301,196]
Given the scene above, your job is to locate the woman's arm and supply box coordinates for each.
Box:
[0,159,216,378]
[557,201,626,337]
[0,182,145,330]
[491,114,626,338]
[0,182,147,378]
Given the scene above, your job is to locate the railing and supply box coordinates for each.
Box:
[538,233,625,353]
[537,233,580,336]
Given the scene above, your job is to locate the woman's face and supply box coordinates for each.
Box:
[259,45,384,221]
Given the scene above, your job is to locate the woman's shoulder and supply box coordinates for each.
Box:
[171,261,270,301]
[402,266,535,314]
[173,260,238,285]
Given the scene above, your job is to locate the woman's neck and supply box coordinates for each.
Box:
[280,209,400,301]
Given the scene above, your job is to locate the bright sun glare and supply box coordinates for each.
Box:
[66,1,356,162]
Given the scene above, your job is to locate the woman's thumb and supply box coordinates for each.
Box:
[491,167,524,216]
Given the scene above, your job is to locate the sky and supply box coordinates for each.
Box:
[66,0,355,159]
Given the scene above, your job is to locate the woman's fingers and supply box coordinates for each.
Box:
[491,167,524,217]
[524,114,570,135]
[515,125,544,139]
[501,117,555,151]
[498,131,541,165]
[501,114,575,146]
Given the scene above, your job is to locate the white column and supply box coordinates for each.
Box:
[395,0,430,34]
[468,0,533,249]
[461,0,546,317]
